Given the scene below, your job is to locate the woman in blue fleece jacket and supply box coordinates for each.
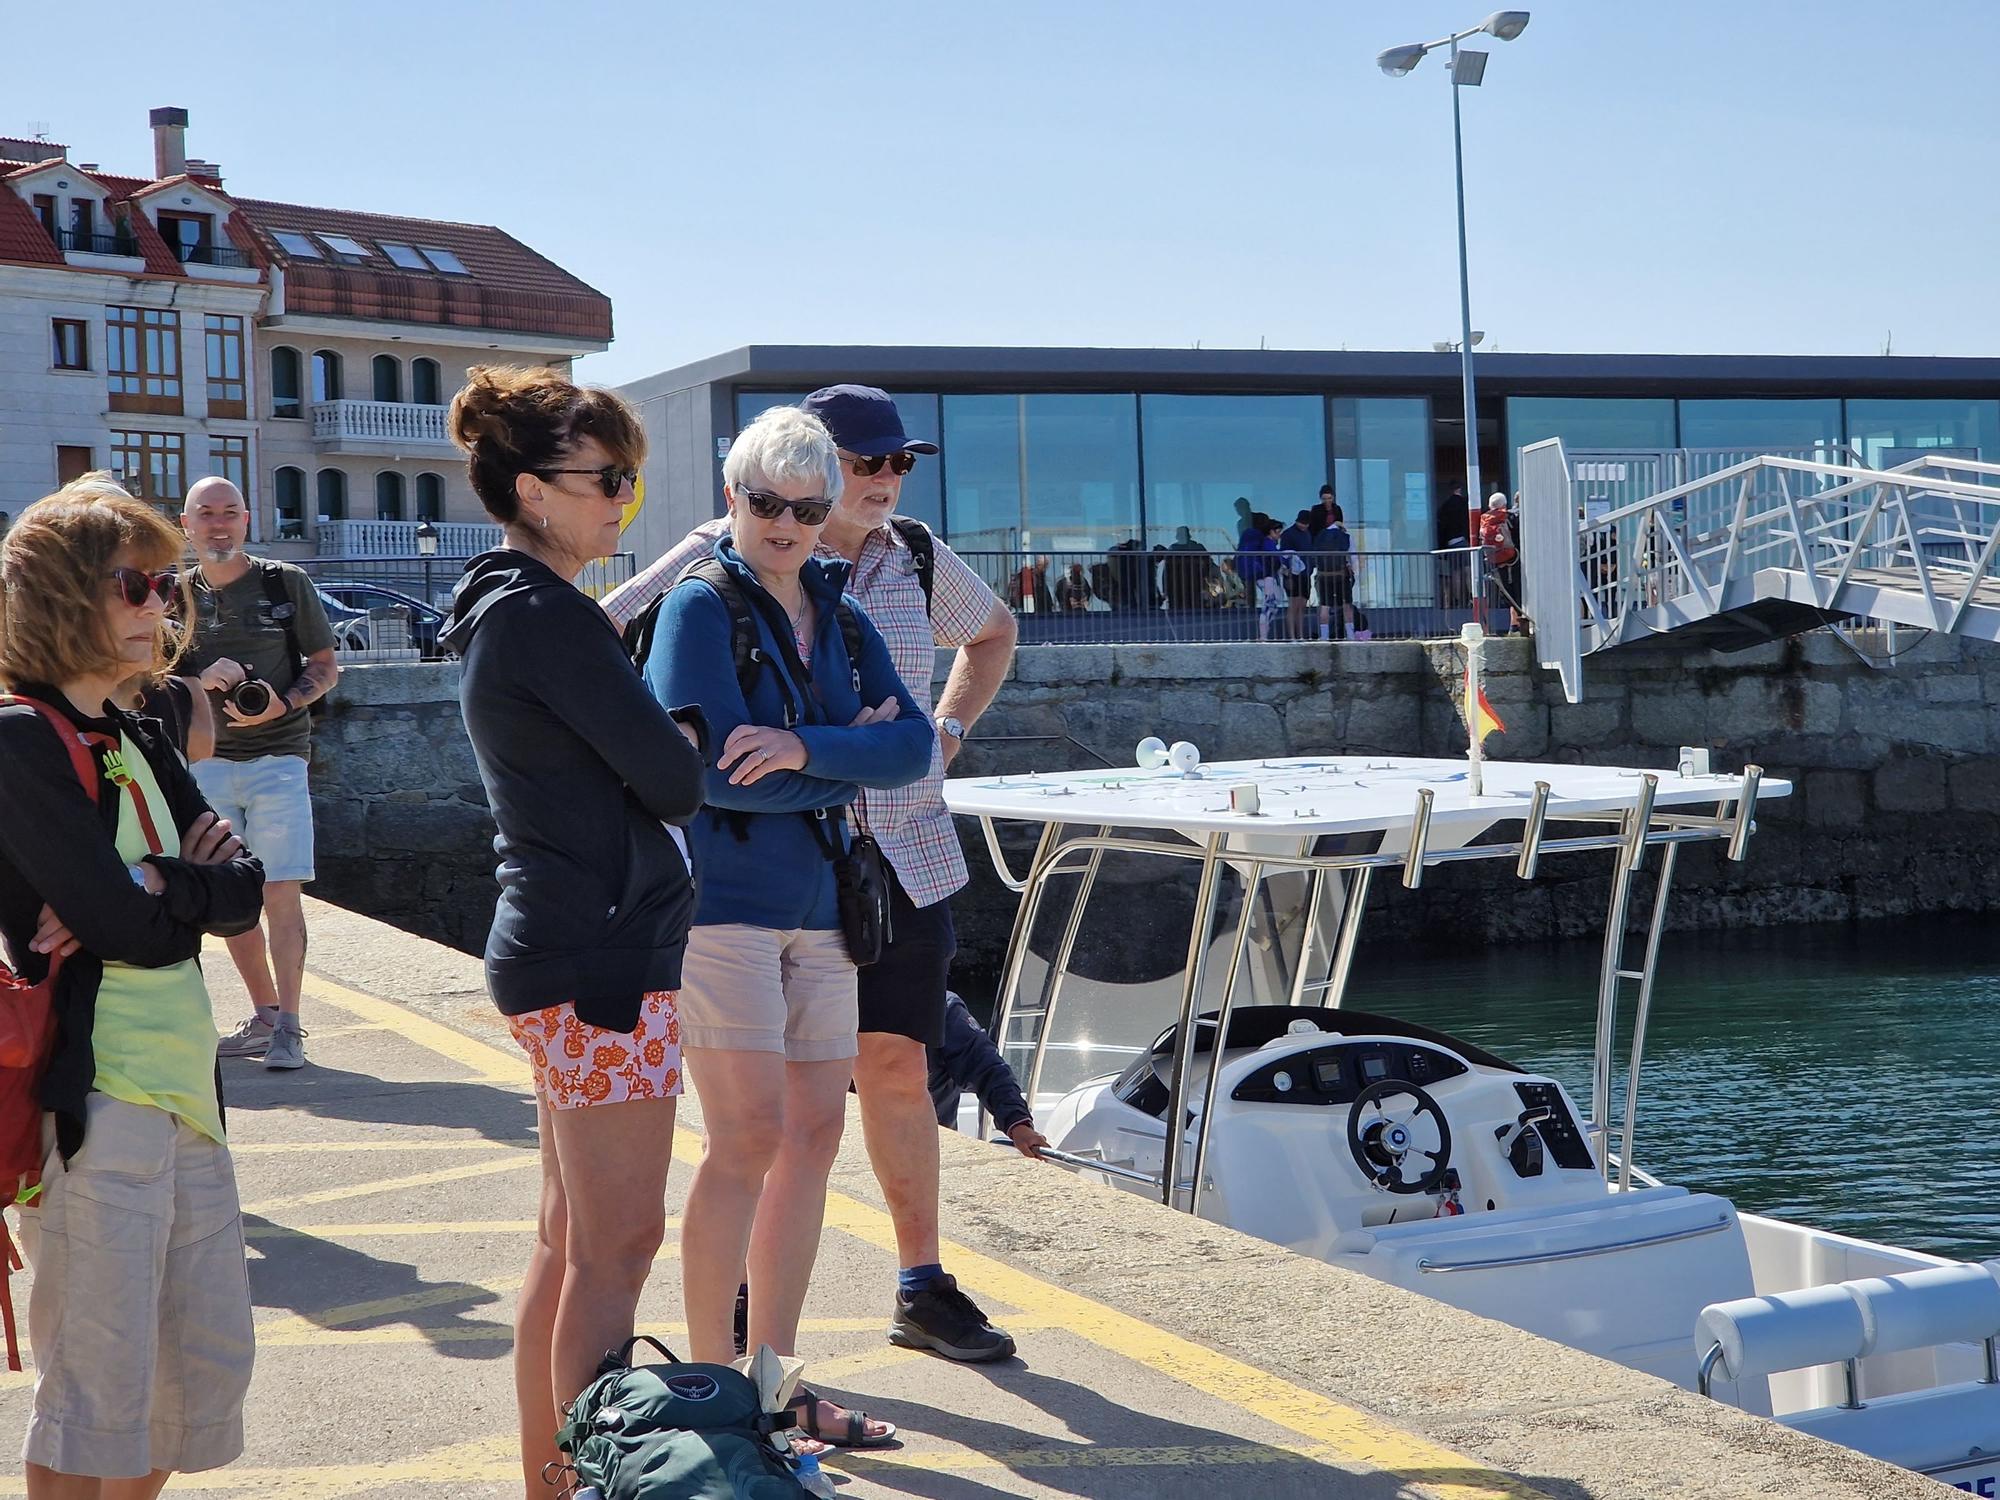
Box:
[646,405,930,1445]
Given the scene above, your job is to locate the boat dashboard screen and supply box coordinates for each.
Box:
[1232,1042,1469,1107]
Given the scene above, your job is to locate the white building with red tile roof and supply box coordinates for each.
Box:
[0,107,612,563]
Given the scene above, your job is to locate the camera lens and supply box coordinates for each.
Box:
[230,679,272,717]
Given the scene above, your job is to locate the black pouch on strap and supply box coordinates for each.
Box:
[807,807,891,967]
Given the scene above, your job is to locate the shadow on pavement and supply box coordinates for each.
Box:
[223,1060,537,1147]
[246,1214,513,1362]
[822,1365,1588,1500]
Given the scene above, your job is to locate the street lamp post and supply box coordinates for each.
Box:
[415,518,439,609]
[1379,10,1530,515]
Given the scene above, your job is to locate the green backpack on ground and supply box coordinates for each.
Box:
[555,1336,805,1499]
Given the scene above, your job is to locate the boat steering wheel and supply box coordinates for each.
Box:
[1346,1079,1453,1195]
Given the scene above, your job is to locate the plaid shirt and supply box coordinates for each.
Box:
[603,517,1000,907]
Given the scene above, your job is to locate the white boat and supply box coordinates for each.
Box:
[945,749,2000,1491]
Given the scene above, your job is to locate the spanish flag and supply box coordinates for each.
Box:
[1465,668,1506,744]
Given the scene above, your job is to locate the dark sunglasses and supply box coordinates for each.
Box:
[535,465,637,499]
[741,488,833,527]
[846,451,918,478]
[107,567,178,608]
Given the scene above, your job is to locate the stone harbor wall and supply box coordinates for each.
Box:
[308,634,2000,994]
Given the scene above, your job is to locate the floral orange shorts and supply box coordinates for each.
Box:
[507,990,683,1110]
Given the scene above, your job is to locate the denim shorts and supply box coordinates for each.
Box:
[192,753,314,883]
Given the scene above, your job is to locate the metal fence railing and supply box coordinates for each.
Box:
[294,553,636,662]
[953,547,1509,644]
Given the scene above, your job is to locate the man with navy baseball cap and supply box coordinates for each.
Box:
[604,386,1022,1377]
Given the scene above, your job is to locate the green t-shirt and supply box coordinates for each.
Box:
[185,557,335,762]
[92,732,224,1143]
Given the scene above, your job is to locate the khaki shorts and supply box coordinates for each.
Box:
[678,924,857,1061]
[18,1095,254,1478]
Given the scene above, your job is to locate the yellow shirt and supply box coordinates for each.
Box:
[89,733,224,1143]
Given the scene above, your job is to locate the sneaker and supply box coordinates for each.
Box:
[217,1008,277,1058]
[889,1273,1016,1362]
[733,1282,749,1358]
[264,1018,308,1071]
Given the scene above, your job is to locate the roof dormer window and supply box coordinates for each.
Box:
[271,229,320,258]
[319,233,372,262]
[379,241,427,270]
[418,246,469,275]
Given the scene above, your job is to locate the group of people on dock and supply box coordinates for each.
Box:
[0,370,1032,1496]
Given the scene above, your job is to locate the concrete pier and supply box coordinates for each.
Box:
[0,901,1948,1496]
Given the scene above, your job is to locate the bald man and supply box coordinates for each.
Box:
[180,477,339,1070]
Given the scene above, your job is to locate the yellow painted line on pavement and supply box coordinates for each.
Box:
[247,1217,537,1238]
[302,969,1551,1500]
[238,1152,535,1216]
[820,1193,1543,1500]
[799,1341,927,1383]
[232,1138,535,1154]
[0,1435,520,1497]
[299,970,529,1085]
[250,1313,920,1350]
[841,1438,1355,1474]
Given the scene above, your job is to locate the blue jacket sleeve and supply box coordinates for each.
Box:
[793,603,935,788]
[646,581,859,814]
[932,995,1032,1133]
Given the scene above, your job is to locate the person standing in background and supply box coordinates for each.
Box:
[179,478,337,1072]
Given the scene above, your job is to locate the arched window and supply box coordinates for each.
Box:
[316,468,347,521]
[416,472,443,522]
[411,357,441,406]
[312,349,343,404]
[271,346,302,419]
[375,471,405,521]
[275,466,306,539]
[371,354,401,404]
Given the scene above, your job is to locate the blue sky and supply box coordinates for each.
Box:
[11,1,1995,385]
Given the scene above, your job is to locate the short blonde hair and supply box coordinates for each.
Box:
[0,477,190,689]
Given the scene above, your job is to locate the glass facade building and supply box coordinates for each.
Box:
[619,349,2000,580]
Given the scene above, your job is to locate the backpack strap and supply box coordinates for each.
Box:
[0,696,100,807]
[258,562,305,690]
[834,601,864,695]
[888,516,935,617]
[674,558,767,708]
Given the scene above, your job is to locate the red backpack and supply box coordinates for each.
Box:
[0,694,102,1370]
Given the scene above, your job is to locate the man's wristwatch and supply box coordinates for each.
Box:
[938,715,965,742]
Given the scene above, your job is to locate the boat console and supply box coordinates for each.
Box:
[1046,1004,1760,1390]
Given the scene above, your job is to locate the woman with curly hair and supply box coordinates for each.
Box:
[0,478,265,1494]
[439,367,708,1492]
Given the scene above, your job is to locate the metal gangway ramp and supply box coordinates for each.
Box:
[1520,438,2000,701]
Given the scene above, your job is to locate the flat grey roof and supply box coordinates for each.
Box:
[620,345,2000,401]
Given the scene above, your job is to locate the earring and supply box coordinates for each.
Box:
[539,514,549,530]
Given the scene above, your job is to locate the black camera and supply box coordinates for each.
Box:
[227,672,274,718]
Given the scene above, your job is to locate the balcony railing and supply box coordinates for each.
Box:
[172,240,252,269]
[57,228,138,257]
[311,399,453,448]
[315,521,501,559]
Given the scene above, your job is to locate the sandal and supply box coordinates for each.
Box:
[788,1385,897,1449]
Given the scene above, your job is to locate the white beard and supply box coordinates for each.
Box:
[203,545,238,564]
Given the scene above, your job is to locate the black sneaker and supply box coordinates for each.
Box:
[889,1273,1016,1362]
[733,1282,749,1358]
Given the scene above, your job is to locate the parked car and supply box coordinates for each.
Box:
[315,588,371,652]
[316,583,446,658]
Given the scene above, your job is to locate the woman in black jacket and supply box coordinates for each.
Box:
[0,481,265,1488]
[441,366,708,1489]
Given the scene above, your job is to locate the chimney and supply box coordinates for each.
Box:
[186,158,224,188]
[149,106,188,179]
